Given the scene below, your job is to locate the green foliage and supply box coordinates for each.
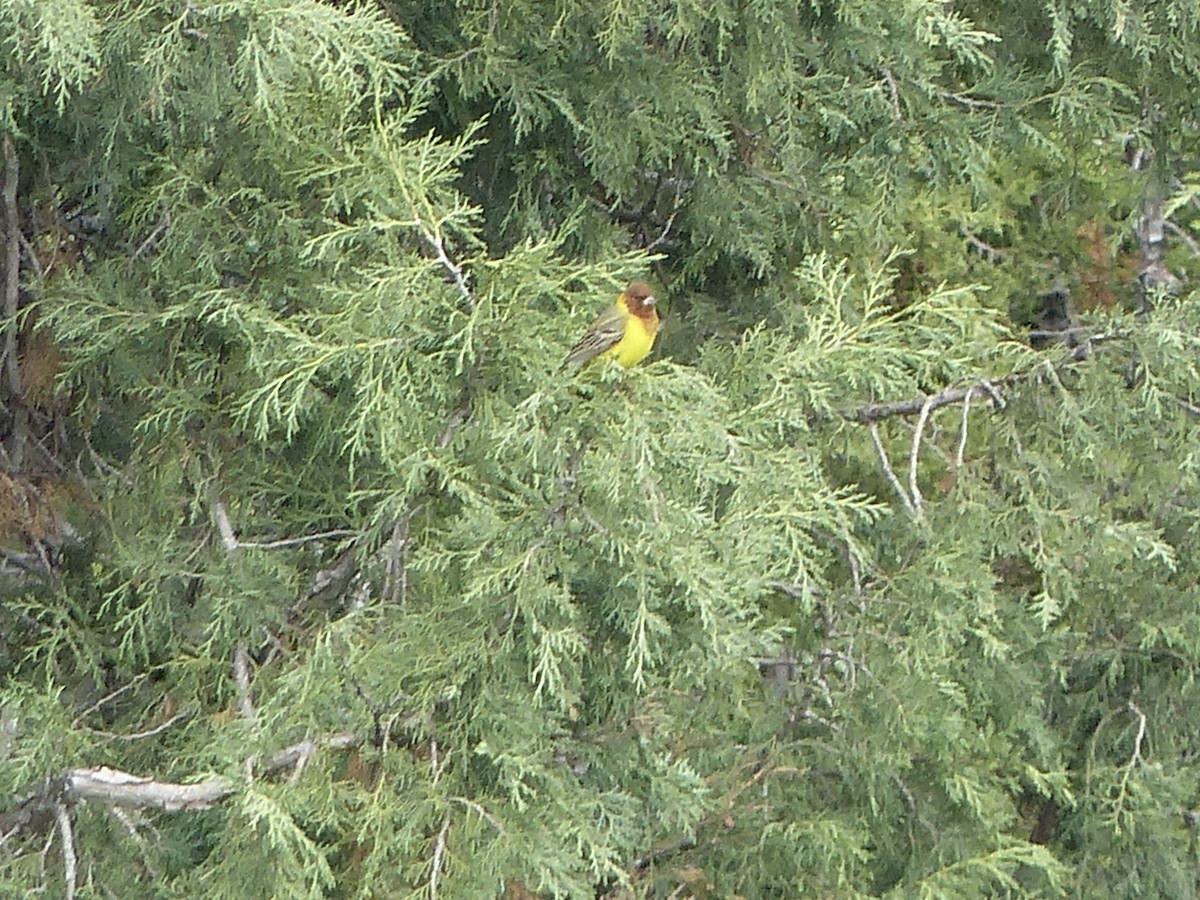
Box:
[2,0,1200,897]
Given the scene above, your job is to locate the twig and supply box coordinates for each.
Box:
[108,807,162,880]
[955,388,973,470]
[879,67,902,120]
[1174,397,1200,418]
[448,796,506,834]
[238,529,357,550]
[382,513,412,606]
[908,396,932,517]
[430,738,447,785]
[258,732,358,777]
[72,674,150,727]
[233,642,255,722]
[1027,325,1096,340]
[1165,220,1200,259]
[962,228,1007,262]
[935,89,1001,109]
[868,422,916,517]
[285,740,315,786]
[429,812,452,899]
[213,498,238,552]
[81,708,191,742]
[645,180,685,252]
[1125,701,1147,768]
[413,214,471,308]
[130,210,171,261]
[54,804,76,900]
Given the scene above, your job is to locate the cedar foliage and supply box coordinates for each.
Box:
[1,1,1199,897]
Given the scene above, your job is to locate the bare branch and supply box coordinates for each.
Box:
[448,796,506,834]
[238,529,357,550]
[2,134,28,469]
[429,812,451,899]
[72,674,150,727]
[1165,220,1200,259]
[868,422,916,517]
[1125,701,1147,769]
[879,67,902,120]
[2,134,21,398]
[935,89,1001,109]
[0,733,362,845]
[66,768,233,812]
[382,512,413,607]
[285,740,315,786]
[54,804,76,900]
[908,396,933,517]
[961,228,1007,262]
[233,642,255,722]
[130,209,171,261]
[413,214,472,308]
[258,732,358,778]
[81,708,191,742]
[213,498,239,552]
[955,388,973,470]
[848,334,1120,424]
[645,181,685,252]
[1174,397,1200,418]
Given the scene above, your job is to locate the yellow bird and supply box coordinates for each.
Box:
[560,282,660,371]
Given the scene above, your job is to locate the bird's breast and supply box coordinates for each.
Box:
[606,313,657,368]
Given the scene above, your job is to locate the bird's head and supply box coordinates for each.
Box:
[623,281,657,317]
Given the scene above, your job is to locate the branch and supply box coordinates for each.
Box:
[868,422,916,517]
[54,804,76,900]
[238,529,357,550]
[908,396,933,517]
[846,334,1121,424]
[233,642,255,722]
[954,388,973,470]
[0,733,361,844]
[413,214,471,308]
[879,67,902,120]
[2,134,21,399]
[428,812,451,899]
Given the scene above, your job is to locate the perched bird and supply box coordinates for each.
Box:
[560,281,659,371]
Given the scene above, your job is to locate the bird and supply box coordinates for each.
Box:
[559,281,659,371]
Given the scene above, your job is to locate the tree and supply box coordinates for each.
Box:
[1,0,1200,897]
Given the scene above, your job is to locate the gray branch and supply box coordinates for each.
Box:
[0,732,360,844]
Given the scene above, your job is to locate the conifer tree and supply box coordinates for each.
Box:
[1,1,1199,897]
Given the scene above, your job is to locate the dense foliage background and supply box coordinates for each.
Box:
[2,1,1200,896]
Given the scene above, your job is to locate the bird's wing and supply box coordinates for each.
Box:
[560,304,628,369]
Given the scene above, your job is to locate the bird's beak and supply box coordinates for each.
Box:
[645,296,656,307]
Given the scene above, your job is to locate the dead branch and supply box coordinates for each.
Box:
[0,732,361,845]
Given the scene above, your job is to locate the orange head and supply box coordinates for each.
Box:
[623,282,659,325]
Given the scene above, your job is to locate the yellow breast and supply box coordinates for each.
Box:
[602,312,657,368]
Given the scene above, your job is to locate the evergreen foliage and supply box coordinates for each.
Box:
[1,0,1199,896]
